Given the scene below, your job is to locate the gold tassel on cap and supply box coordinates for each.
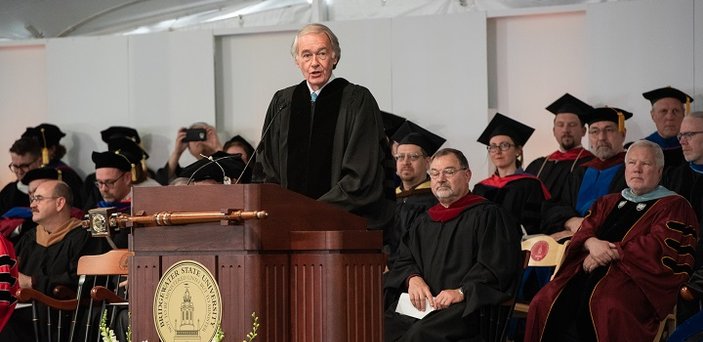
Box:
[57,169,63,182]
[686,97,691,115]
[130,164,137,182]
[114,150,137,182]
[40,128,49,166]
[610,108,625,133]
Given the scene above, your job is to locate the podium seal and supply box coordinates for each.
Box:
[153,260,222,341]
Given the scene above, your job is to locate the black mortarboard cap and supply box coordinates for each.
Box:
[92,151,132,172]
[21,167,62,185]
[101,126,141,144]
[178,151,246,183]
[583,107,633,132]
[545,93,593,121]
[477,113,535,146]
[106,138,149,160]
[642,86,693,105]
[382,111,407,139]
[396,127,446,156]
[391,120,446,149]
[21,123,66,147]
[225,135,255,159]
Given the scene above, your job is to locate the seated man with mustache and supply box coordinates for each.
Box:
[543,106,633,238]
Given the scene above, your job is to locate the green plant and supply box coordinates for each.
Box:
[243,311,260,342]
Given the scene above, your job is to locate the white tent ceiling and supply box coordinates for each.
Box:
[0,0,614,41]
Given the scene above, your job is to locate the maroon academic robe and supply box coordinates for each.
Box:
[525,192,698,342]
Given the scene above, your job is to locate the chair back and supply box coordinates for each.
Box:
[521,235,569,280]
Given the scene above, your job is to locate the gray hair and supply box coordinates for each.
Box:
[626,139,665,170]
[290,23,341,69]
[431,148,470,170]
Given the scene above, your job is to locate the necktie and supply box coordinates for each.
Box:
[311,92,318,102]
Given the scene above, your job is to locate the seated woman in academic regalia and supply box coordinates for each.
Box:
[526,140,699,342]
[472,113,551,237]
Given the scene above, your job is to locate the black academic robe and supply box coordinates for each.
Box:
[389,180,437,256]
[0,182,28,217]
[473,175,550,236]
[525,148,593,203]
[541,153,627,234]
[384,195,521,341]
[257,78,394,229]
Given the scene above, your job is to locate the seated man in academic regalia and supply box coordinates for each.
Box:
[526,140,698,342]
[662,111,703,334]
[82,126,159,210]
[384,148,521,341]
[542,106,633,239]
[640,86,694,169]
[0,167,84,247]
[21,124,84,207]
[386,121,445,262]
[526,93,594,203]
[0,180,101,341]
[89,140,155,249]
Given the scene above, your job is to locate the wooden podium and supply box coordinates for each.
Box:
[128,184,384,341]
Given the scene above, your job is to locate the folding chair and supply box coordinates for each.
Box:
[513,235,569,316]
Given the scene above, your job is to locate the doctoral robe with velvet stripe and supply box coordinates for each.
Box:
[526,193,698,342]
[257,78,393,229]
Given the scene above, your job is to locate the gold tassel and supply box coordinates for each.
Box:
[141,159,148,173]
[131,164,137,182]
[616,110,625,133]
[57,169,63,182]
[686,97,691,115]
[40,128,49,165]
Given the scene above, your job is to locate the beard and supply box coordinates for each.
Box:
[433,185,455,199]
[593,144,616,160]
[559,135,577,151]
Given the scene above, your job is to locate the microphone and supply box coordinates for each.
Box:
[186,154,238,185]
[236,102,288,184]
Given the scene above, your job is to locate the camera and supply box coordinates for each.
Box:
[183,128,207,142]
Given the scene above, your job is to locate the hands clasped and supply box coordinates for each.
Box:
[583,237,620,273]
[407,276,464,311]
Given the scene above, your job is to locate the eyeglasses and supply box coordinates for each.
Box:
[588,127,618,136]
[299,49,330,62]
[394,153,425,162]
[95,173,126,188]
[8,158,39,173]
[428,167,467,179]
[487,142,514,153]
[29,195,59,203]
[677,131,703,142]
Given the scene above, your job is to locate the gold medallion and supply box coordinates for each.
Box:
[153,260,222,341]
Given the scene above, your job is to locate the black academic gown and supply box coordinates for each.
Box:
[525,148,593,203]
[384,195,521,342]
[473,175,550,236]
[257,78,394,229]
[0,181,28,217]
[389,180,437,256]
[541,154,627,234]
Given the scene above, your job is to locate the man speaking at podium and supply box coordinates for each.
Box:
[257,23,393,230]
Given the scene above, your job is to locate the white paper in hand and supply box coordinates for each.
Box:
[395,292,435,319]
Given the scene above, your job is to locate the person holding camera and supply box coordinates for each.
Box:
[155,122,223,185]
